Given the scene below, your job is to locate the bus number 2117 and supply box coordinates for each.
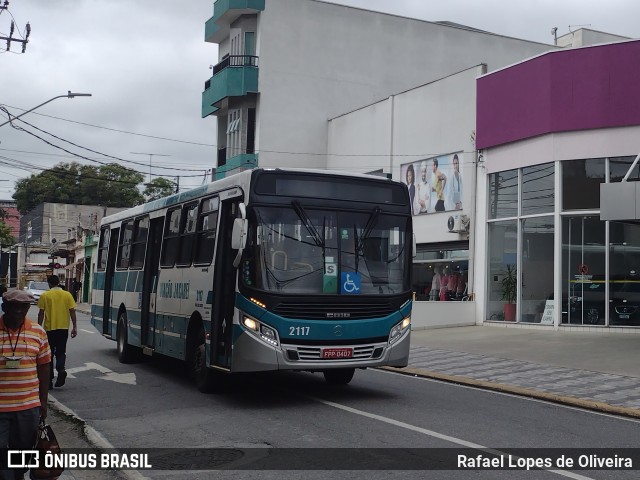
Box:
[290,326,310,336]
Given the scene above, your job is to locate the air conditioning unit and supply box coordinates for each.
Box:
[447,214,470,233]
[447,215,461,233]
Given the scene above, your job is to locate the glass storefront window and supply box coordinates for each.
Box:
[487,221,517,321]
[609,222,640,326]
[521,216,554,322]
[561,216,606,325]
[562,159,605,210]
[522,163,554,215]
[609,156,640,182]
[488,170,518,219]
[412,244,469,302]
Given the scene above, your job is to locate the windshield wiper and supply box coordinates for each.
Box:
[357,206,380,254]
[292,201,325,249]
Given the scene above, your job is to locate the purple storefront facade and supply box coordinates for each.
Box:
[474,40,640,330]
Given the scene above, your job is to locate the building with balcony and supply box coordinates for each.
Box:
[202,0,554,179]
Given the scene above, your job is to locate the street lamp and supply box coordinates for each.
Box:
[0,91,92,128]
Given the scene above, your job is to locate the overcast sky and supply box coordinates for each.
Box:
[0,0,637,200]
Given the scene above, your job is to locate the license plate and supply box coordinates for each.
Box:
[619,314,630,319]
[321,348,353,359]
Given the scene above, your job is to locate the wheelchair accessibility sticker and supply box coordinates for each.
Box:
[341,272,361,294]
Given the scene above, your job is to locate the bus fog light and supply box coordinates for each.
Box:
[260,324,279,347]
[243,317,258,331]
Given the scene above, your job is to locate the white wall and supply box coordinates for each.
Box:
[557,28,630,48]
[485,125,640,174]
[255,0,555,170]
[327,66,483,245]
[412,300,476,330]
[327,100,392,175]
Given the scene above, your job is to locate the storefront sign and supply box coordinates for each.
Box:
[540,300,554,324]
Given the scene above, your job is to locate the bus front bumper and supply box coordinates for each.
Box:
[230,329,410,373]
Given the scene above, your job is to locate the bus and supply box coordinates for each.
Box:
[91,168,413,391]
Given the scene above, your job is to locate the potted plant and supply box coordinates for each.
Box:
[501,264,517,321]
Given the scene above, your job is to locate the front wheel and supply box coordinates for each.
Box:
[323,368,355,385]
[117,313,139,364]
[190,328,221,393]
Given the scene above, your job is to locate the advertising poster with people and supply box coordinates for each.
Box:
[400,152,463,216]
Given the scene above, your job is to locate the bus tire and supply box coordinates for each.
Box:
[323,368,355,385]
[191,328,219,393]
[117,312,139,364]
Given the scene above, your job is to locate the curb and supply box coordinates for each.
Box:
[48,395,150,480]
[382,366,640,420]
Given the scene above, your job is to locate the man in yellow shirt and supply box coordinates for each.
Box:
[37,275,77,389]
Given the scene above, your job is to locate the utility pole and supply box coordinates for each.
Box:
[0,1,31,54]
[130,152,171,183]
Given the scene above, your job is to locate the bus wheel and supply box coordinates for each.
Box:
[323,368,355,385]
[191,329,218,393]
[117,313,138,364]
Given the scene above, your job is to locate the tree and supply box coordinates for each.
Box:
[13,162,145,214]
[143,177,176,202]
[0,222,15,246]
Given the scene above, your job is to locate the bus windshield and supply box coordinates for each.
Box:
[244,205,411,295]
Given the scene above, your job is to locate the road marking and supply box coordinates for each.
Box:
[66,361,137,385]
[306,394,594,480]
[79,328,94,334]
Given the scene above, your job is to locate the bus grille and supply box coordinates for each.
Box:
[272,302,395,320]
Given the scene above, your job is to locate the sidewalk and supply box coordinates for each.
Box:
[389,325,640,418]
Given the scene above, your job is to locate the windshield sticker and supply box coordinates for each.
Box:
[341,272,361,294]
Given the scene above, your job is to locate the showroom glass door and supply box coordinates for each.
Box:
[562,216,606,325]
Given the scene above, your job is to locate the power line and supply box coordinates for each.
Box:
[0,103,216,147]
[0,114,210,179]
[0,108,209,172]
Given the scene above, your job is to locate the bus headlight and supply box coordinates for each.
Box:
[243,317,258,331]
[389,317,410,344]
[242,316,279,347]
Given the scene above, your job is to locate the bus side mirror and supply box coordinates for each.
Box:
[232,218,248,250]
[412,233,417,258]
[232,218,248,268]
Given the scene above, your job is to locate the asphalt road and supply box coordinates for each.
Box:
[41,309,640,480]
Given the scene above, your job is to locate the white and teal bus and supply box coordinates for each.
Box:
[91,168,413,391]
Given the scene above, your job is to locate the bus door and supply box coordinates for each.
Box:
[102,227,119,336]
[140,217,164,348]
[210,198,238,369]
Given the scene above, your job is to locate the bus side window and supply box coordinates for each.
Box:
[97,227,110,270]
[117,221,134,269]
[177,203,198,266]
[194,197,218,265]
[130,216,149,269]
[161,207,181,267]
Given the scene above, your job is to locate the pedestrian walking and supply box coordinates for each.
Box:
[37,275,77,389]
[0,289,51,480]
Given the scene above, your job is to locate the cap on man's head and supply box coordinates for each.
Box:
[3,290,35,304]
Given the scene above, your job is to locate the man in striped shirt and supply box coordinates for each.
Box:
[0,289,51,480]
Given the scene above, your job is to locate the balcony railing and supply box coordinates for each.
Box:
[202,55,259,117]
[214,55,258,75]
[205,56,258,90]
